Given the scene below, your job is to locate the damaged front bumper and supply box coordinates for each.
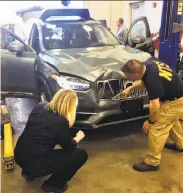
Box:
[74,79,149,129]
[75,97,149,129]
[75,102,149,129]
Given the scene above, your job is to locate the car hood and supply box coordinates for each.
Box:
[44,45,151,82]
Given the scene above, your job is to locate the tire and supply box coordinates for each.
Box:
[40,91,47,102]
[38,80,52,102]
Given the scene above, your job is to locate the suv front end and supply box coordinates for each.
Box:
[52,73,149,129]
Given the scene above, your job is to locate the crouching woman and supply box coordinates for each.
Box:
[14,89,88,193]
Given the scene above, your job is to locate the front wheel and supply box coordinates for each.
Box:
[40,91,47,102]
[38,81,52,102]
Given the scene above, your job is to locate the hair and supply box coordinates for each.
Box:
[48,89,78,128]
[118,18,124,24]
[121,59,144,74]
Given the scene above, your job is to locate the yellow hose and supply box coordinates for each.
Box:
[4,123,14,158]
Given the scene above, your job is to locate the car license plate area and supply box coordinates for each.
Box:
[120,98,144,114]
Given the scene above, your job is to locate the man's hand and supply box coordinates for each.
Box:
[74,130,85,143]
[142,121,152,133]
[120,80,144,98]
[121,87,132,97]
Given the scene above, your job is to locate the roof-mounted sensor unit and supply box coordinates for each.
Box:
[40,9,92,21]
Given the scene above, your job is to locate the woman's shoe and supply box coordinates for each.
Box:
[21,171,35,181]
[41,181,68,193]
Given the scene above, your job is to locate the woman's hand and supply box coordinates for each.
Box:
[74,130,85,143]
[77,130,85,139]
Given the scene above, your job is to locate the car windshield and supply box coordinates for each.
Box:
[42,23,120,49]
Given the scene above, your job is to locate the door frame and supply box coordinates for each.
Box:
[130,1,145,23]
[1,26,39,99]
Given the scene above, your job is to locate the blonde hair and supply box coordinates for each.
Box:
[48,89,78,128]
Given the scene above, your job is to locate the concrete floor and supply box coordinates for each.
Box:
[1,98,183,193]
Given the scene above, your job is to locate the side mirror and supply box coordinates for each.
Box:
[7,41,24,53]
[131,36,145,44]
[98,19,107,27]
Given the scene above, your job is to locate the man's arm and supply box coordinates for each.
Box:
[121,80,144,97]
[149,98,160,123]
[142,98,161,133]
[131,80,144,90]
[142,74,164,132]
[144,76,164,123]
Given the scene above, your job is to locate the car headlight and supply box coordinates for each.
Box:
[54,75,90,91]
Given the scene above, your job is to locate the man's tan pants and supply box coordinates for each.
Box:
[144,97,183,166]
[180,112,183,120]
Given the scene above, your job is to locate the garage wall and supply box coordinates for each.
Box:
[84,1,163,34]
[84,1,143,33]
[84,1,124,33]
[143,1,163,33]
[129,1,163,33]
[84,1,111,26]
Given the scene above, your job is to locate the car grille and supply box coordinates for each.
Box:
[97,79,147,100]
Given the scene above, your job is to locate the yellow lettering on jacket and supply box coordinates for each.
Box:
[153,60,173,81]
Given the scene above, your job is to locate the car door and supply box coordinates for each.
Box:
[125,16,155,56]
[0,26,38,98]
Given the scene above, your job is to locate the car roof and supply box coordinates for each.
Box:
[42,20,99,25]
[17,8,95,23]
